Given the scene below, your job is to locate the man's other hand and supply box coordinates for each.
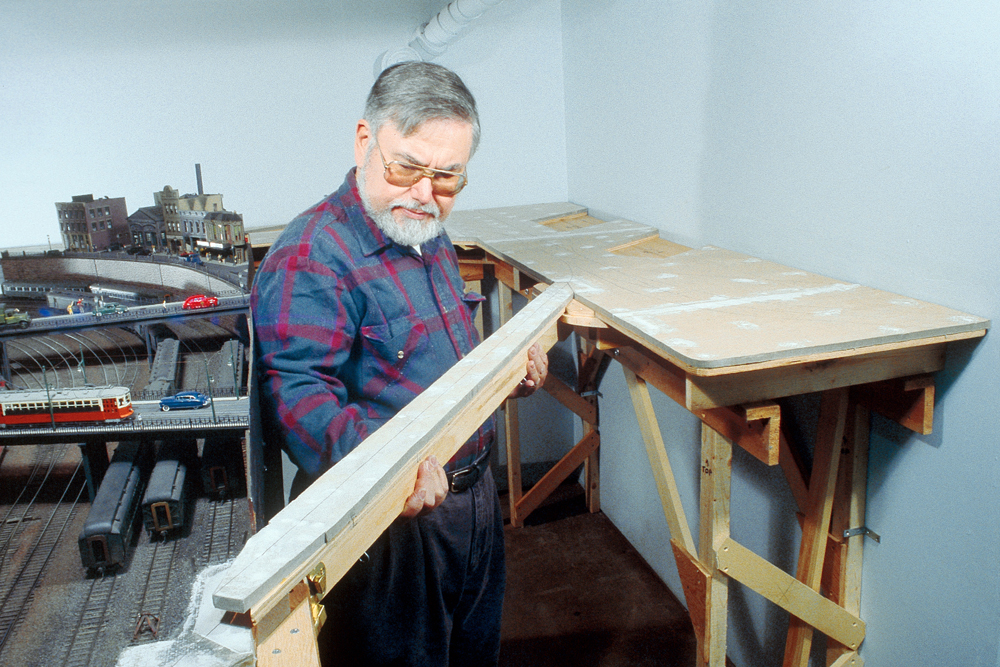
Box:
[401,456,449,518]
[508,341,548,399]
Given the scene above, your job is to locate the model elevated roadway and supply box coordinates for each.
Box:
[0,396,249,445]
[0,294,250,340]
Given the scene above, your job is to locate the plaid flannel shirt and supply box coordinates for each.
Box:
[251,169,493,477]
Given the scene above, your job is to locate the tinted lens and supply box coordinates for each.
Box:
[385,163,466,195]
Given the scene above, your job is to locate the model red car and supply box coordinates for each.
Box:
[182,294,218,310]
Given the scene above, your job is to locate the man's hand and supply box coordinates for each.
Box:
[508,342,548,399]
[400,456,449,518]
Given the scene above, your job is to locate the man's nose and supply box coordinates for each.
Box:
[410,176,434,204]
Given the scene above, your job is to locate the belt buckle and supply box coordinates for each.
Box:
[449,467,474,493]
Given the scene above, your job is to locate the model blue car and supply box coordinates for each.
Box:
[159,391,210,411]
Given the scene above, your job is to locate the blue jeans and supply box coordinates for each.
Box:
[319,468,506,667]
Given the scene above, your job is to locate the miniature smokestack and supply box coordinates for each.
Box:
[195,163,204,195]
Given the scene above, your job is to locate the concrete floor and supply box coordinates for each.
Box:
[498,483,697,667]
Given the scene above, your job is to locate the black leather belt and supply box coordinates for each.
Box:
[446,448,491,493]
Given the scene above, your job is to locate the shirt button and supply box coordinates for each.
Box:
[397,351,405,360]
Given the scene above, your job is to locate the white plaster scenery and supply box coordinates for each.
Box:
[115,562,254,667]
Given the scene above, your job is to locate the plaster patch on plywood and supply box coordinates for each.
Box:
[618,313,677,337]
[624,282,860,318]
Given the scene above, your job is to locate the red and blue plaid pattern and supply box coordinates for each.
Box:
[251,169,493,478]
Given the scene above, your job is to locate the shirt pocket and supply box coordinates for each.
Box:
[360,315,430,369]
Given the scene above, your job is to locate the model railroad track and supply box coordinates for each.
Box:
[5,328,144,393]
[128,538,179,644]
[0,443,70,572]
[201,497,238,565]
[0,458,86,655]
[61,570,119,667]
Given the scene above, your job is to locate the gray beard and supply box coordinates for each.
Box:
[357,166,444,247]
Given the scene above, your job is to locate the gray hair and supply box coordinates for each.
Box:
[364,61,480,157]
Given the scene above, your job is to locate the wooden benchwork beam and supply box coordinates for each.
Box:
[853,373,934,435]
[616,344,686,404]
[491,255,540,295]
[213,283,575,642]
[616,345,781,466]
[454,244,489,282]
[715,538,865,652]
[458,260,485,281]
[685,338,951,410]
[513,430,600,522]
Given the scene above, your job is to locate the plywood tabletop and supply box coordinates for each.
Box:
[447,203,990,370]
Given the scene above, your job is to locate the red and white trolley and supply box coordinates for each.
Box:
[0,386,133,428]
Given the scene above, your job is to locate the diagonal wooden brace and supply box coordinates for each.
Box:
[513,430,600,523]
[715,538,865,651]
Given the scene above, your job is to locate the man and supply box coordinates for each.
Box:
[251,61,547,666]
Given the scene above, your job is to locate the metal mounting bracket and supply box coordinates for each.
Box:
[843,526,881,543]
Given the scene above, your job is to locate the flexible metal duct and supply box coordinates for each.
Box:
[375,0,505,75]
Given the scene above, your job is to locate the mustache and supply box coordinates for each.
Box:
[391,198,441,219]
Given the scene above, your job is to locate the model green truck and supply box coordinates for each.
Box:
[1,304,31,329]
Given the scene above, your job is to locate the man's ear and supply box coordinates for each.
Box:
[355,120,372,169]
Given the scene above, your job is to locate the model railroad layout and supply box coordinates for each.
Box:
[0,304,251,667]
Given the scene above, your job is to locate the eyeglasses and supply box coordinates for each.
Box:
[377,144,468,196]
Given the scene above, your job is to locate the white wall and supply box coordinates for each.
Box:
[562,1,999,665]
[1,0,568,246]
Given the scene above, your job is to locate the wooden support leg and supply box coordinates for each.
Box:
[499,278,525,527]
[700,424,732,667]
[576,336,606,514]
[256,587,322,667]
[826,403,870,666]
[584,447,600,513]
[783,388,850,667]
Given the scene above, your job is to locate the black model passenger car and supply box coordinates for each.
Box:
[78,441,150,572]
